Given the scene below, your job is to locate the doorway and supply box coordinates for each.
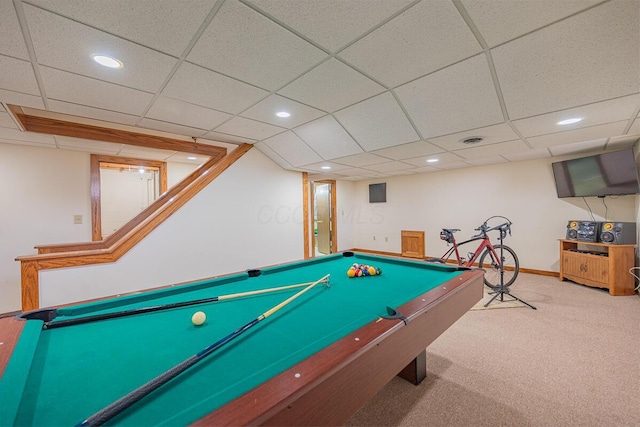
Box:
[311,180,337,257]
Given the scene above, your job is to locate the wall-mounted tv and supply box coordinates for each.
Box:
[551,148,640,198]
[369,183,386,203]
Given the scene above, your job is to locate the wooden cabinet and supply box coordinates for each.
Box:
[559,240,636,296]
[401,230,425,259]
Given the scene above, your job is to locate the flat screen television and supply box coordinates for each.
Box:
[551,148,640,198]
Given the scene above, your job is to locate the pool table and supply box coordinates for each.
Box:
[0,252,483,426]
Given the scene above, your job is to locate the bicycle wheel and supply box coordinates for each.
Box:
[478,244,519,289]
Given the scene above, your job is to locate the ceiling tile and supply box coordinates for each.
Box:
[165,152,207,165]
[548,138,607,156]
[453,140,530,159]
[331,152,390,167]
[137,118,207,138]
[427,123,519,151]
[201,131,257,145]
[339,0,481,87]
[55,135,123,154]
[371,140,443,160]
[254,141,293,169]
[464,156,509,166]
[0,55,40,95]
[330,167,376,177]
[0,111,18,129]
[48,100,140,126]
[492,0,640,120]
[163,62,269,114]
[502,148,550,161]
[334,91,419,151]
[0,89,45,109]
[0,1,28,59]
[118,144,177,160]
[0,128,56,145]
[247,0,413,52]
[433,161,471,170]
[395,54,504,139]
[278,59,385,113]
[362,161,414,173]
[241,94,326,127]
[262,131,322,167]
[527,121,629,149]
[214,116,285,141]
[293,115,362,160]
[0,137,55,149]
[512,95,640,137]
[187,0,328,90]
[146,96,232,131]
[462,0,602,47]
[607,134,640,149]
[410,165,439,174]
[627,118,640,136]
[402,151,465,166]
[300,161,351,172]
[24,4,177,93]
[27,0,215,56]
[40,67,154,115]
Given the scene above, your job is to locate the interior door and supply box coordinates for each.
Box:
[315,183,331,255]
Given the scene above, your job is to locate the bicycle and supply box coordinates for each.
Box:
[435,216,520,290]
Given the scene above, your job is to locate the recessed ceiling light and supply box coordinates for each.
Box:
[92,54,123,69]
[187,156,197,160]
[138,167,145,174]
[557,118,582,125]
[321,166,331,170]
[426,158,439,163]
[276,111,291,118]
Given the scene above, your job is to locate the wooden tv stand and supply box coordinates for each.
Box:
[559,240,636,296]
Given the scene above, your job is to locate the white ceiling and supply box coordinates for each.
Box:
[0,0,638,177]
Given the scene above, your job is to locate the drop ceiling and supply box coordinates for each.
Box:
[0,0,638,178]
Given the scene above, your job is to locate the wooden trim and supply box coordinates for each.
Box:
[90,154,101,241]
[18,144,253,311]
[90,155,168,241]
[302,173,309,260]
[9,105,226,159]
[310,180,337,257]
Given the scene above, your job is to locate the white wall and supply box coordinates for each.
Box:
[39,148,304,307]
[0,143,91,313]
[340,156,637,272]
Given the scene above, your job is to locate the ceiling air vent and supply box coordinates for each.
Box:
[461,137,484,144]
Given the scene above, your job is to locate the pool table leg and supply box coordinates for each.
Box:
[397,349,426,385]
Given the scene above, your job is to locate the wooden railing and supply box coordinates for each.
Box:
[16,144,253,311]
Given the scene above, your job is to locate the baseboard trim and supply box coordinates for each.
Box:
[347,248,559,277]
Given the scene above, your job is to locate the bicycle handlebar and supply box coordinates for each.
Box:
[471,218,513,238]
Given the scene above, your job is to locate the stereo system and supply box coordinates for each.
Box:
[566,220,636,245]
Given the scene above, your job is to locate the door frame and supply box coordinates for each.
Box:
[90,154,167,241]
[310,179,337,258]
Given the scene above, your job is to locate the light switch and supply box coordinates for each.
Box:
[74,215,83,224]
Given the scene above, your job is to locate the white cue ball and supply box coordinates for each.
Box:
[191,311,206,326]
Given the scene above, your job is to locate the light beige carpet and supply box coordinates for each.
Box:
[470,287,529,310]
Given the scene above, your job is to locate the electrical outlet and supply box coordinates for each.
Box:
[73,215,82,224]
[385,237,388,242]
[373,236,376,240]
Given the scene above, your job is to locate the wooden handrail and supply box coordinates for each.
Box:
[17,144,253,311]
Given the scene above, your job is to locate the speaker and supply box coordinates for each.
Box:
[566,220,601,242]
[599,222,636,245]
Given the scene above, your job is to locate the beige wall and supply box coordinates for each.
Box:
[338,156,637,273]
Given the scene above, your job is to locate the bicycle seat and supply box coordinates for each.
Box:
[442,228,460,233]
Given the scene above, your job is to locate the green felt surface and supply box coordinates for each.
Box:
[1,254,462,426]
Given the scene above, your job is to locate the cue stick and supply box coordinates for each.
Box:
[75,274,330,427]
[44,278,329,330]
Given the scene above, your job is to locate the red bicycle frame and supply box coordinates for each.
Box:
[439,230,500,268]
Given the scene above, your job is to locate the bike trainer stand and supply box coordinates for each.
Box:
[484,230,536,310]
